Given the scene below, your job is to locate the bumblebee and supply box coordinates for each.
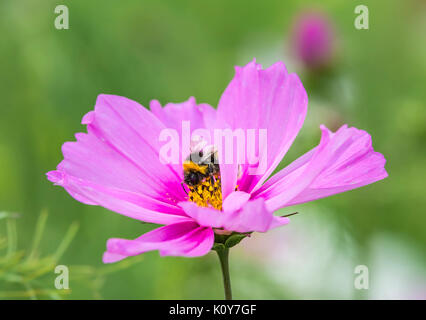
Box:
[183,148,219,189]
[182,147,222,210]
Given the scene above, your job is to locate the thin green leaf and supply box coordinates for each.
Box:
[26,209,49,262]
[6,219,17,258]
[224,234,247,248]
[53,222,79,262]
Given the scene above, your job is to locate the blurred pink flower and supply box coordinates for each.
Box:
[291,10,336,69]
[47,60,387,263]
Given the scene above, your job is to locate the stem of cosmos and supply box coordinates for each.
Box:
[216,247,232,300]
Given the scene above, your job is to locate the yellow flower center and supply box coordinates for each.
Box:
[187,177,240,211]
[188,178,222,210]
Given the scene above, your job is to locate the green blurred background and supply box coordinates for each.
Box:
[0,0,425,299]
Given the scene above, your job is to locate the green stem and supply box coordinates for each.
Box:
[216,247,232,300]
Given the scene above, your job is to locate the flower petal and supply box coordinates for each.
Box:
[150,97,217,178]
[219,139,241,200]
[255,125,388,211]
[222,191,250,212]
[47,170,189,225]
[223,198,289,233]
[47,94,192,223]
[150,96,216,133]
[178,202,224,229]
[55,130,176,202]
[216,60,308,194]
[84,94,184,198]
[179,196,290,233]
[103,221,214,262]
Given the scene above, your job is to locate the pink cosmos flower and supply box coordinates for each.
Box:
[291,10,336,70]
[47,60,387,265]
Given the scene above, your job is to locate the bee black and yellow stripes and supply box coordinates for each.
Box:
[182,148,222,210]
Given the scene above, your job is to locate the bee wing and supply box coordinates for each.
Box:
[200,146,218,164]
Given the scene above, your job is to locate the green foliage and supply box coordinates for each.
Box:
[224,234,247,248]
[213,232,249,250]
[0,210,142,299]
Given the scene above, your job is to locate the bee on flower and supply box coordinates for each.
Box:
[47,59,387,299]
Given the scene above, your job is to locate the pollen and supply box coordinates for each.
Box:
[188,178,222,211]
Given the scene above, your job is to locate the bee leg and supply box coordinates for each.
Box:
[181,181,188,195]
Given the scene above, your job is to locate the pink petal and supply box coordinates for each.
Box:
[103,221,214,262]
[57,130,177,201]
[102,252,127,264]
[216,60,308,194]
[223,198,289,233]
[150,96,216,133]
[85,94,184,199]
[219,128,241,200]
[150,97,217,179]
[47,94,190,223]
[222,191,250,212]
[150,96,240,200]
[178,202,224,229]
[47,170,190,225]
[159,227,214,257]
[179,195,290,233]
[255,125,388,211]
